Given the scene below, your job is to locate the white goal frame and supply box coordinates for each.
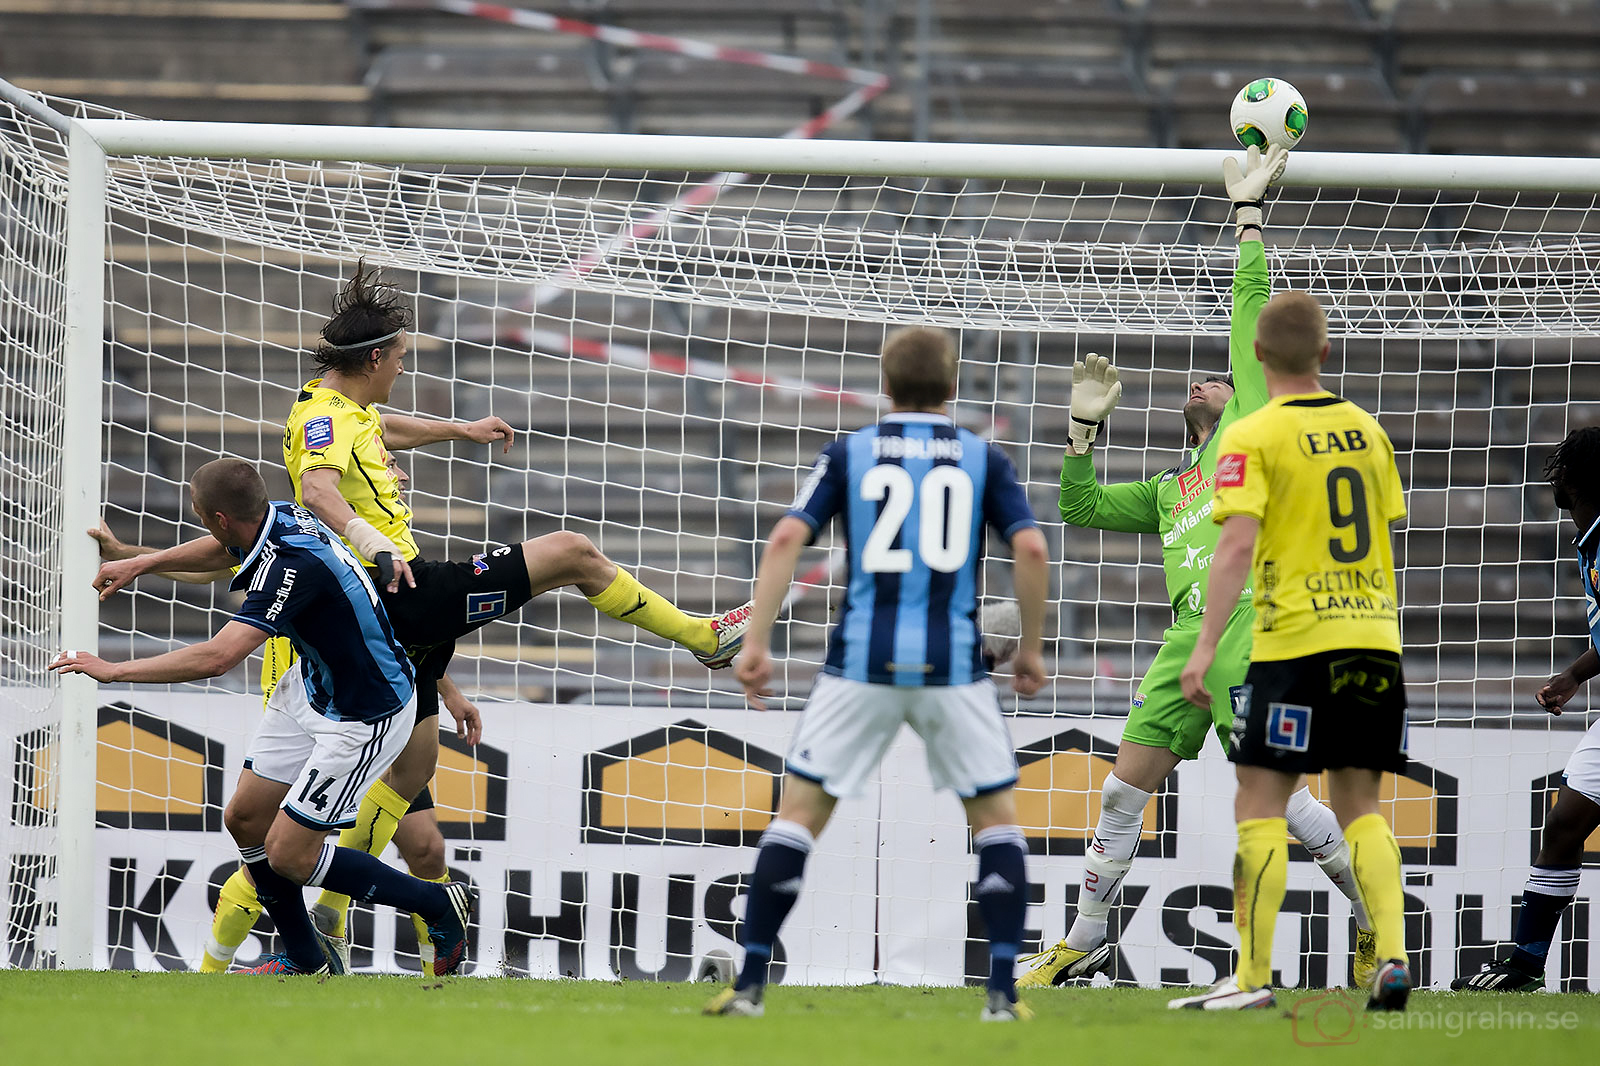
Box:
[49,115,1600,969]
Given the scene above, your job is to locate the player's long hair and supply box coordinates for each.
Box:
[1543,426,1600,510]
[313,260,416,376]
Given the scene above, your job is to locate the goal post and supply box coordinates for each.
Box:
[7,93,1600,984]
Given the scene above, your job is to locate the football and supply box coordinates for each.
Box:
[1230,77,1308,151]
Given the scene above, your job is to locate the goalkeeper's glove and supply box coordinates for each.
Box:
[1068,353,1122,455]
[1223,143,1288,239]
[344,517,402,586]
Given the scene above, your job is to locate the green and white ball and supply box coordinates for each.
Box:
[1230,77,1308,151]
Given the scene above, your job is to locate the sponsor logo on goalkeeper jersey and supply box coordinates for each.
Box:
[1216,452,1246,487]
[1170,466,1213,515]
[1162,499,1213,547]
[581,720,782,847]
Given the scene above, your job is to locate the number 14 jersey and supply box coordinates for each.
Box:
[787,412,1038,687]
[1212,391,1407,661]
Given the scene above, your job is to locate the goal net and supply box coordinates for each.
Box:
[3,90,1598,989]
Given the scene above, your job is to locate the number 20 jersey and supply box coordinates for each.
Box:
[1211,391,1407,661]
[787,412,1038,686]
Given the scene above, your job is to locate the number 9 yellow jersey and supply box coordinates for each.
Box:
[1211,391,1406,661]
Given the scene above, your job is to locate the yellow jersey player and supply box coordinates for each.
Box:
[281,263,750,953]
[1169,292,1411,1012]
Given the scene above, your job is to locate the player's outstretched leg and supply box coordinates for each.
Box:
[525,532,752,669]
[199,865,263,973]
[1284,785,1377,985]
[1018,771,1146,988]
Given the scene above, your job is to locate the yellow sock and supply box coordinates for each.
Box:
[315,778,410,937]
[1345,812,1408,965]
[587,566,714,655]
[1233,817,1288,991]
[409,872,452,969]
[201,866,262,972]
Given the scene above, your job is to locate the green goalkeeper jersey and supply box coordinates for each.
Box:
[1058,239,1271,626]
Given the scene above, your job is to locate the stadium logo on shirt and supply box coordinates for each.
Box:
[1216,453,1246,488]
[303,415,334,450]
[1012,729,1177,858]
[10,703,223,833]
[581,720,783,847]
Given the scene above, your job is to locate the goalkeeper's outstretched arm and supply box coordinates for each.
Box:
[1225,145,1285,413]
[1058,352,1161,534]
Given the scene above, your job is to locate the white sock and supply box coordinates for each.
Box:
[1285,785,1370,930]
[1066,773,1152,951]
[203,937,237,965]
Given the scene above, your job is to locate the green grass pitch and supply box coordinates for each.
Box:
[1,972,1593,1064]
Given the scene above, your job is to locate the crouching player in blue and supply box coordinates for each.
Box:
[53,458,474,976]
[704,326,1050,1021]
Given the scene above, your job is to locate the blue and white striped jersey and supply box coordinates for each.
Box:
[228,502,415,723]
[787,413,1038,686]
[1576,513,1600,652]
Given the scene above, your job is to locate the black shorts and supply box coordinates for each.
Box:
[410,640,456,724]
[1228,649,1408,775]
[409,784,435,814]
[377,545,533,654]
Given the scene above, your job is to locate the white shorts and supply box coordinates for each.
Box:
[785,673,1018,799]
[243,664,416,831]
[1563,715,1600,805]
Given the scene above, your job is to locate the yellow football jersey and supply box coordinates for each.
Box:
[282,378,419,561]
[1212,391,1406,661]
[259,636,296,705]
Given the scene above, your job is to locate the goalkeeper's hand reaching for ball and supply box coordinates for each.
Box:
[1224,142,1288,238]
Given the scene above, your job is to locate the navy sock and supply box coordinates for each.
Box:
[241,847,324,971]
[974,825,1029,997]
[735,819,813,991]
[1510,865,1579,973]
[305,843,450,921]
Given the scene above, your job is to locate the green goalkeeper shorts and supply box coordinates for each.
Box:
[1123,600,1256,761]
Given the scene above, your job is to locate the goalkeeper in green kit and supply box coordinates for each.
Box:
[1018,145,1379,990]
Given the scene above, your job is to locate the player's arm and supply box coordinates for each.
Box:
[1537,646,1600,716]
[1058,352,1159,533]
[1007,526,1050,697]
[437,673,483,744]
[92,534,237,601]
[49,620,269,683]
[299,466,414,593]
[89,520,229,584]
[1179,514,1258,708]
[379,412,514,454]
[735,515,811,711]
[1223,145,1284,414]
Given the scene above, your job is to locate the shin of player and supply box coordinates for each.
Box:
[705,326,1050,1022]
[1453,428,1600,991]
[1168,292,1411,1012]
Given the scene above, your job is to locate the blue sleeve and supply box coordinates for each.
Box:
[984,443,1038,541]
[232,550,320,636]
[785,440,848,539]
